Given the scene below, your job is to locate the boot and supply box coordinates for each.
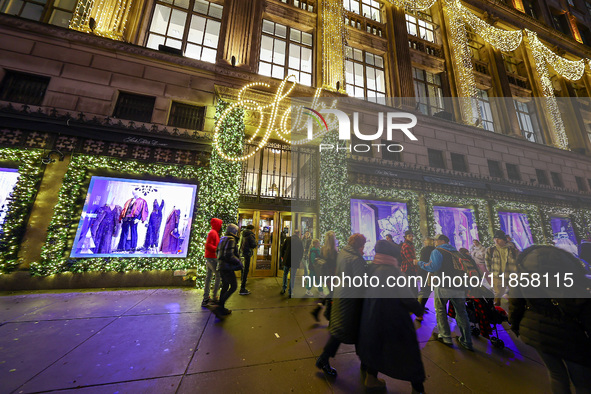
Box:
[311,304,322,322]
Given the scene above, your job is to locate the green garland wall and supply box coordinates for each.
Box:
[318,131,349,246]
[0,148,44,273]
[491,200,544,245]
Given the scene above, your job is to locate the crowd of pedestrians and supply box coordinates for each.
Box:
[201,218,591,393]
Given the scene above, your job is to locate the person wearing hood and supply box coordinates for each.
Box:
[202,218,222,307]
[509,245,591,393]
[419,234,473,351]
[213,223,243,317]
[357,240,426,392]
[238,224,257,295]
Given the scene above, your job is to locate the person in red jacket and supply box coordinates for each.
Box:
[202,218,222,307]
[401,230,419,298]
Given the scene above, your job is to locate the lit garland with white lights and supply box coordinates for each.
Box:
[443,0,478,123]
[69,0,132,40]
[0,149,44,274]
[425,193,492,247]
[526,30,585,81]
[491,200,544,245]
[31,155,208,277]
[322,0,346,92]
[393,0,438,11]
[458,2,522,52]
[524,30,570,150]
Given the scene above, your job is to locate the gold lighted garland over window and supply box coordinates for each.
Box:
[69,0,133,40]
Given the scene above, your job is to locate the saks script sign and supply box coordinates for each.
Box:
[214,76,417,161]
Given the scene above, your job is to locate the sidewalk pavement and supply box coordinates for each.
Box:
[1,277,550,394]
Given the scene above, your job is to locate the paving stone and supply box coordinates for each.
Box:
[0,317,114,393]
[47,376,182,394]
[18,313,207,393]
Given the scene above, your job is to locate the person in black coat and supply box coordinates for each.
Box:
[417,237,436,320]
[315,233,367,378]
[239,224,257,295]
[280,229,304,297]
[509,245,591,393]
[357,240,426,392]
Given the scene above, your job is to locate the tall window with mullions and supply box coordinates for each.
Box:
[258,19,313,86]
[343,0,382,23]
[146,0,223,63]
[412,67,443,115]
[405,10,436,43]
[345,46,386,103]
[514,99,542,143]
[473,88,495,132]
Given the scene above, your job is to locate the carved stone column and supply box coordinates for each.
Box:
[489,48,522,138]
[387,5,415,108]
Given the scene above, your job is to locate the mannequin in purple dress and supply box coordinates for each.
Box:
[160,208,181,254]
[144,199,165,251]
[91,202,122,254]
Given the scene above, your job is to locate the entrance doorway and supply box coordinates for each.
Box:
[237,209,317,277]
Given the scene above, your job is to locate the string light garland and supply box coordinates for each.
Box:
[69,0,132,40]
[0,149,44,274]
[443,0,478,124]
[391,0,438,11]
[524,30,570,150]
[458,2,522,52]
[425,193,492,247]
[322,0,347,92]
[491,200,544,245]
[526,29,585,81]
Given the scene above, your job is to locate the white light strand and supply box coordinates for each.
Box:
[526,29,585,81]
[524,29,570,150]
[458,2,522,52]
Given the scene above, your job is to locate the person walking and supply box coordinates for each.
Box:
[419,234,473,351]
[213,223,242,317]
[416,237,436,321]
[485,230,519,306]
[315,234,367,378]
[306,239,322,297]
[238,224,257,295]
[202,218,222,307]
[509,245,591,393]
[311,231,339,321]
[358,240,426,392]
[401,230,419,298]
[280,229,304,297]
[470,239,488,278]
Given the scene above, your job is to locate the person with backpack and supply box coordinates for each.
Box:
[419,234,473,351]
[211,223,242,317]
[202,218,222,307]
[416,237,436,321]
[280,229,304,297]
[238,224,257,295]
[509,245,591,393]
[311,231,339,322]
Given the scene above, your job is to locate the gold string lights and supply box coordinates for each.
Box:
[458,3,522,52]
[525,29,570,150]
[322,0,347,92]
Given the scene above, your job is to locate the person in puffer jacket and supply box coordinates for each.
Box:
[202,218,222,307]
[509,245,591,393]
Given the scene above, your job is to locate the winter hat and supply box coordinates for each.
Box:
[493,230,507,240]
[246,224,255,230]
[404,230,414,237]
[436,234,450,243]
[375,239,401,260]
[226,223,239,235]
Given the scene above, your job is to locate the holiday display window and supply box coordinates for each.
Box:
[71,176,197,258]
[433,206,479,251]
[498,211,534,251]
[350,199,409,260]
[550,216,578,256]
[0,168,19,234]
